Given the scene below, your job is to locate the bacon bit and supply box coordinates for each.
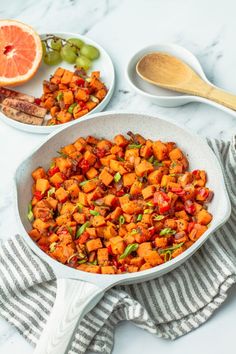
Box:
[48,166,60,177]
[95,148,106,158]
[79,158,90,173]
[115,189,125,197]
[76,79,85,87]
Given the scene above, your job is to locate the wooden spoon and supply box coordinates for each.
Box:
[136,52,236,110]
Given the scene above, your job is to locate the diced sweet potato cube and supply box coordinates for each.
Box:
[110,160,127,175]
[175,210,189,221]
[155,237,168,248]
[33,218,49,232]
[28,229,41,241]
[61,70,74,84]
[142,185,156,200]
[97,248,109,265]
[176,219,188,232]
[67,183,80,198]
[55,187,68,202]
[54,67,65,77]
[103,225,117,239]
[86,167,98,179]
[127,265,139,273]
[85,265,101,273]
[60,201,75,215]
[75,88,89,102]
[86,227,97,238]
[148,169,165,185]
[140,144,152,159]
[121,201,143,215]
[130,257,144,268]
[36,178,50,193]
[110,236,125,255]
[92,215,106,227]
[140,262,152,271]
[104,194,117,207]
[109,207,122,220]
[161,175,176,188]
[135,160,154,177]
[99,168,113,186]
[196,209,212,225]
[152,141,168,161]
[124,148,139,162]
[169,148,183,161]
[114,134,129,147]
[56,214,71,226]
[49,172,65,188]
[63,90,74,105]
[73,212,86,224]
[78,192,88,206]
[84,150,96,165]
[32,167,46,181]
[81,179,97,193]
[144,250,163,266]
[137,242,152,258]
[123,173,136,187]
[86,238,103,252]
[130,180,142,195]
[100,154,116,166]
[101,266,116,274]
[57,110,72,123]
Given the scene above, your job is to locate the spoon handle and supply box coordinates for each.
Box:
[204,85,236,111]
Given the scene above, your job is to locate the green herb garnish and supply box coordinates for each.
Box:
[117,156,125,162]
[144,208,153,214]
[47,187,55,197]
[56,92,63,101]
[88,260,98,265]
[153,160,163,167]
[119,243,139,260]
[90,210,100,216]
[128,143,142,149]
[114,172,121,183]
[78,259,87,264]
[148,155,154,163]
[27,202,34,222]
[159,228,176,236]
[159,242,184,254]
[79,178,97,186]
[76,221,90,238]
[136,214,143,222]
[119,215,125,224]
[130,229,138,235]
[154,215,165,221]
[146,201,154,207]
[164,250,172,262]
[68,103,77,114]
[67,225,73,235]
[57,150,68,158]
[49,242,57,252]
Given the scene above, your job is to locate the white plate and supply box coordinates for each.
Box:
[0,32,115,134]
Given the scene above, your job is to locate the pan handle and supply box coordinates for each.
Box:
[33,278,105,354]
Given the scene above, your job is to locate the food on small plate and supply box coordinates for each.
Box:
[42,35,100,69]
[28,132,214,274]
[0,86,46,125]
[0,20,42,86]
[40,67,108,125]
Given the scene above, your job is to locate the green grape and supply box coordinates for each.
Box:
[43,50,62,65]
[51,38,62,51]
[80,44,100,60]
[41,41,46,56]
[75,55,92,70]
[60,45,77,64]
[68,38,84,50]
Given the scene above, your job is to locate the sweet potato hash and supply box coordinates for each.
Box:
[40,67,107,125]
[28,132,213,274]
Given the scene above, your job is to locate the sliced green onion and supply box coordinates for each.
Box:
[90,95,99,103]
[56,92,63,101]
[137,214,143,222]
[79,178,97,186]
[75,202,83,212]
[119,243,139,260]
[78,259,87,264]
[164,250,172,262]
[119,215,125,224]
[117,156,125,162]
[160,228,176,236]
[146,201,153,207]
[49,242,57,252]
[67,225,73,235]
[88,260,98,265]
[154,215,165,221]
[47,187,55,197]
[144,208,153,214]
[27,202,34,222]
[153,160,163,167]
[114,172,121,183]
[90,210,100,216]
[130,229,138,235]
[159,242,184,254]
[68,102,77,114]
[57,150,68,158]
[50,161,55,168]
[128,143,142,149]
[76,221,90,238]
[148,155,154,163]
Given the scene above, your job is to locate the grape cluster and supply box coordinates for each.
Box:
[41,35,100,70]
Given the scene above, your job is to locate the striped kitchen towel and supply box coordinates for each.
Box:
[0,137,235,354]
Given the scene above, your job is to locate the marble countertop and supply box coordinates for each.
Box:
[0,0,236,353]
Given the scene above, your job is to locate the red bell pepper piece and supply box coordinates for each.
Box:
[48,166,60,177]
[79,158,90,173]
[34,190,44,201]
[184,200,196,215]
[171,187,186,196]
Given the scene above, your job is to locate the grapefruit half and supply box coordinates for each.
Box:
[0,20,42,86]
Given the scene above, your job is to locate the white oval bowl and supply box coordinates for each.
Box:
[14,112,231,288]
[0,32,115,134]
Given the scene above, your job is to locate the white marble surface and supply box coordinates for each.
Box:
[0,0,236,353]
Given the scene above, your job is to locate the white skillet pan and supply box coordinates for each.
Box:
[14,112,231,354]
